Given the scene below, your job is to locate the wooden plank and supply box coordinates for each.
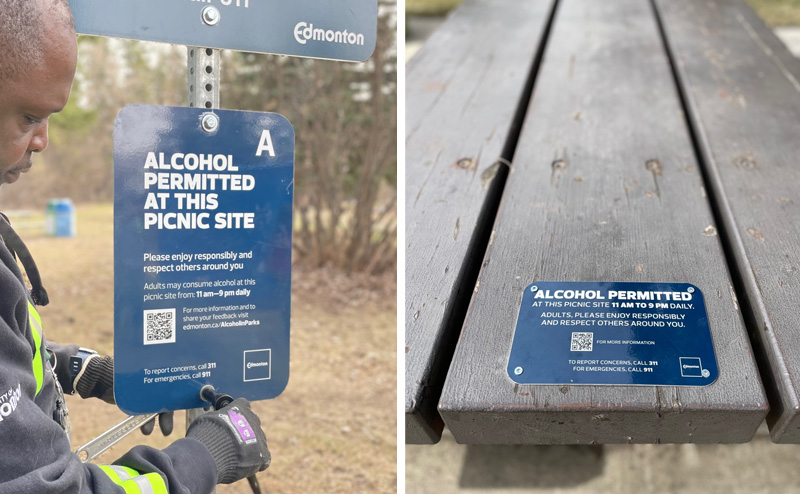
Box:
[656,0,800,443]
[405,0,557,443]
[438,0,768,444]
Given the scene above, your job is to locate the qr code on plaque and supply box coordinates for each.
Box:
[143,309,176,345]
[571,332,593,352]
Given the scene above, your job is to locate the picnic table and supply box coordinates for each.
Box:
[406,0,800,445]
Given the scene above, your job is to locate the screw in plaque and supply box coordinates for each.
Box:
[514,366,524,376]
[202,6,221,27]
[530,285,538,292]
[201,113,219,133]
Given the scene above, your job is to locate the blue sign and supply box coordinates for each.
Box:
[113,105,293,415]
[507,282,718,386]
[69,0,377,62]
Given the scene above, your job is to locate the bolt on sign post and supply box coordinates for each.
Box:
[68,0,378,62]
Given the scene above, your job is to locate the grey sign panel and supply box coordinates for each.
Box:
[69,0,377,62]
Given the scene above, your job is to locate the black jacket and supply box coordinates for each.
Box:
[0,230,217,493]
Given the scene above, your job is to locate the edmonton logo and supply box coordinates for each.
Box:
[294,22,365,46]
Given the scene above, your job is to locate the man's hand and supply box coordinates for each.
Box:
[48,344,174,435]
[139,413,174,436]
[186,398,270,484]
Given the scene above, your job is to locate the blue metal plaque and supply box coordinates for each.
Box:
[69,0,377,62]
[113,105,293,414]
[507,282,718,386]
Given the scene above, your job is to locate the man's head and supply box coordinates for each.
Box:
[0,0,77,186]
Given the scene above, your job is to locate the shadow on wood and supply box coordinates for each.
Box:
[459,444,605,489]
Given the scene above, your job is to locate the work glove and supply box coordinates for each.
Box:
[186,398,271,484]
[48,343,174,435]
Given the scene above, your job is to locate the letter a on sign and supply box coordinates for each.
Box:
[256,130,276,157]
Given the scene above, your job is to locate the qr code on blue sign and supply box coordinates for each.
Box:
[143,309,176,345]
[571,332,593,352]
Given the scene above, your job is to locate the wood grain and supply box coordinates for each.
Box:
[656,0,800,442]
[405,0,556,443]
[438,0,768,444]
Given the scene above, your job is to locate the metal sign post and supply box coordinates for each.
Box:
[185,44,220,463]
[188,46,220,111]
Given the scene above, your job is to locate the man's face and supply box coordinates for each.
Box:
[0,23,77,186]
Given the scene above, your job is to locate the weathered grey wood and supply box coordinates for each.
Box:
[656,0,800,443]
[405,0,556,443]
[438,0,768,444]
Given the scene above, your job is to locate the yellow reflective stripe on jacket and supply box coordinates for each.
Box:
[27,301,44,396]
[99,465,168,494]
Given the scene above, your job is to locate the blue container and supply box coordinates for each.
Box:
[46,199,76,237]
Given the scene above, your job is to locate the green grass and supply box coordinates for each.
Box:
[406,0,463,16]
[746,0,800,26]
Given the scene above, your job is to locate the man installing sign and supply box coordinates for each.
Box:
[0,1,271,492]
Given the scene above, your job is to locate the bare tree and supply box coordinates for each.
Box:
[1,4,397,276]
